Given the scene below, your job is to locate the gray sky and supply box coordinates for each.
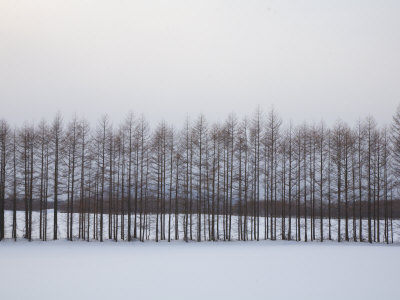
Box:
[1,0,399,128]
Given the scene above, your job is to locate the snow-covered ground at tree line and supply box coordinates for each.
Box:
[0,240,399,300]
[3,210,400,242]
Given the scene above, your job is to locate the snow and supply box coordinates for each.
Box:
[0,240,399,300]
[3,210,400,242]
[1,210,399,300]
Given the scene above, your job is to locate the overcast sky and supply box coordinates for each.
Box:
[1,0,399,128]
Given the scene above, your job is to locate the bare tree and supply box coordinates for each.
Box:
[0,108,399,244]
[52,113,62,240]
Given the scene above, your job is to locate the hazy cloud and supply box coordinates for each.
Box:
[1,0,399,127]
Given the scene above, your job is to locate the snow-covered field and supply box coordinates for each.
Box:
[0,240,399,300]
[1,211,399,300]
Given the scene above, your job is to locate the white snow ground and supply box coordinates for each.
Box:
[1,210,399,300]
[0,240,399,300]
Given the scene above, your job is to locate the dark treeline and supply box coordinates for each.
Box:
[1,106,400,243]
